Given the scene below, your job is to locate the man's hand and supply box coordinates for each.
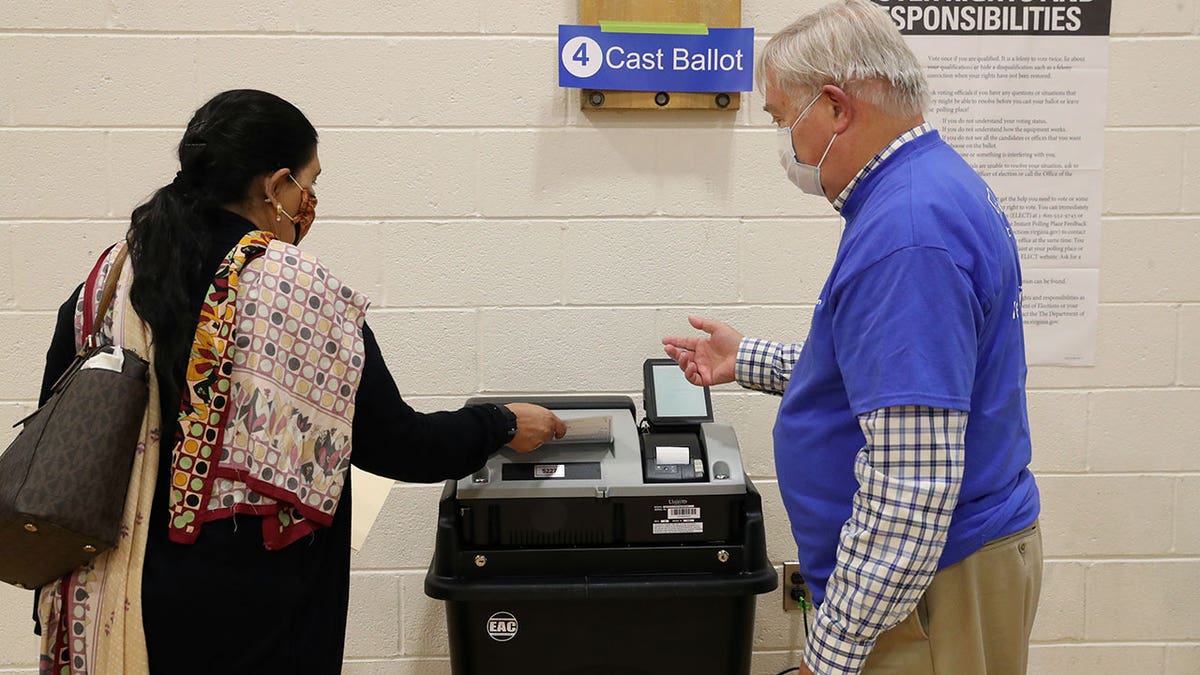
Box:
[504,403,567,452]
[798,662,815,675]
[661,315,743,387]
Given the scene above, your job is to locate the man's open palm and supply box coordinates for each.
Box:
[661,315,743,387]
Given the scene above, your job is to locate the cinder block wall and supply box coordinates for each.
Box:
[1,2,1197,673]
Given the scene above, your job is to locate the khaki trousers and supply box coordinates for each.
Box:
[861,522,1043,674]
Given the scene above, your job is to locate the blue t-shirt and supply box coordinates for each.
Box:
[773,131,1040,604]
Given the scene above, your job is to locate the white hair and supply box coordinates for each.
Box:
[757,0,929,118]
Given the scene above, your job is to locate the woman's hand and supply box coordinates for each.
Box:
[504,403,567,453]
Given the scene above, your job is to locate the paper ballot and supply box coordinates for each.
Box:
[350,467,395,551]
[548,416,613,444]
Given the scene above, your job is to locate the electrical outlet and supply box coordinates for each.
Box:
[782,561,811,613]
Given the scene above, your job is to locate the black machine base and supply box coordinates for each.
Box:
[426,479,778,675]
[445,594,757,675]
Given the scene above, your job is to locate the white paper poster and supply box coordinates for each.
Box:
[350,467,394,551]
[873,0,1111,365]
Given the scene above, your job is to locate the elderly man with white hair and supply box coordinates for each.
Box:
[662,1,1042,673]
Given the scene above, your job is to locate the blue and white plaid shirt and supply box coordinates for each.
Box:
[737,123,966,675]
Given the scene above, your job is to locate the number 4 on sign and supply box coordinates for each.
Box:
[561,36,602,79]
[573,41,590,66]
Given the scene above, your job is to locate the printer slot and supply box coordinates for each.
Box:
[500,442,613,464]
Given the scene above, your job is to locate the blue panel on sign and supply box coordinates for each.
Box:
[558,25,754,93]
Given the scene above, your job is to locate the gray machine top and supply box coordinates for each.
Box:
[457,397,746,500]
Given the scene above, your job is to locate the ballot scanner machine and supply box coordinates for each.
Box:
[424,360,777,675]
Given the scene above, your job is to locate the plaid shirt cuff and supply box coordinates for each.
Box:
[735,337,802,395]
[806,612,875,675]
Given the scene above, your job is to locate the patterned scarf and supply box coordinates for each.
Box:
[39,231,370,672]
[167,231,369,549]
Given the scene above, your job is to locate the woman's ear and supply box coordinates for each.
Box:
[262,167,292,205]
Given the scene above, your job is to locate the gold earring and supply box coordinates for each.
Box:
[275,203,283,222]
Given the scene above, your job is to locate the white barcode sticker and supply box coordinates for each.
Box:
[653,521,704,535]
[667,506,701,520]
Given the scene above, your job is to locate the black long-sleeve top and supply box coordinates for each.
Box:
[37,209,507,673]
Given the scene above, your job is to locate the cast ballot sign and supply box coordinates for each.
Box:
[558,24,754,92]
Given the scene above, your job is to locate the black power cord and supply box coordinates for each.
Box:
[774,668,800,675]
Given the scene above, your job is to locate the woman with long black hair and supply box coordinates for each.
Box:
[34,89,564,674]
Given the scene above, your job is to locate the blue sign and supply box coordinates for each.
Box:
[558,25,754,93]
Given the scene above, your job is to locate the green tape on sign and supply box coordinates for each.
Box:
[599,20,709,35]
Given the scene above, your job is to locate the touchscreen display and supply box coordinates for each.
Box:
[651,364,709,418]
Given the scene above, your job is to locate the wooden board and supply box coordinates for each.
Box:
[579,0,742,111]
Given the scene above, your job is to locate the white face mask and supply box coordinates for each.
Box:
[777,92,838,197]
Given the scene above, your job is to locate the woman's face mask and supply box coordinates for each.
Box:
[777,91,838,198]
[278,173,317,244]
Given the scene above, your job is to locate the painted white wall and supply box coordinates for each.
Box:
[1,1,1197,672]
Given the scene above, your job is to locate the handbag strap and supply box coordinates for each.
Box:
[84,244,130,349]
[19,244,134,417]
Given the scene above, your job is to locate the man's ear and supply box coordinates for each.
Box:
[824,84,854,135]
[262,167,292,204]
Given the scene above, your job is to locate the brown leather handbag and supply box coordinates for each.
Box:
[0,246,150,589]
